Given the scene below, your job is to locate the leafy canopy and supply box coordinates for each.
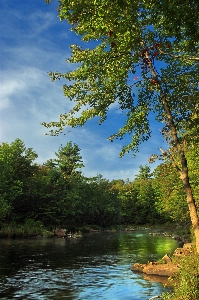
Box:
[0,139,38,221]
[43,0,199,156]
[53,141,84,176]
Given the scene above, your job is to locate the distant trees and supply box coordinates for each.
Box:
[0,139,121,228]
[152,141,199,224]
[152,163,188,223]
[115,166,160,225]
[0,139,38,222]
[0,139,198,231]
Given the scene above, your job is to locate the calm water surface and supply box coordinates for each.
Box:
[0,230,178,300]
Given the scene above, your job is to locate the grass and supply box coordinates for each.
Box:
[0,219,54,238]
[161,253,199,300]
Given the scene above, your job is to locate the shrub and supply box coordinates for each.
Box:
[162,253,199,300]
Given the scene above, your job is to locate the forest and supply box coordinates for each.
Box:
[0,138,198,237]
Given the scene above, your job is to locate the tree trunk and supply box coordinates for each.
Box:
[160,92,199,253]
[182,178,199,253]
[145,50,199,252]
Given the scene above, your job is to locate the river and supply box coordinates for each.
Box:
[0,230,178,300]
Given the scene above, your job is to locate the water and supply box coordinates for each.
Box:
[0,230,178,300]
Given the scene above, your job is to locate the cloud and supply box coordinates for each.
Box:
[0,0,165,181]
[27,12,55,37]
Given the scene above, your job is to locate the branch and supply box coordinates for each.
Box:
[159,147,182,174]
[158,48,199,61]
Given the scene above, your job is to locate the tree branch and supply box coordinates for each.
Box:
[158,47,199,61]
[159,147,182,174]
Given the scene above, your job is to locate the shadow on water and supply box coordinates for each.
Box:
[0,230,178,300]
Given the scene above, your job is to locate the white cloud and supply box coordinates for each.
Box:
[27,12,55,37]
[0,0,165,181]
[0,97,10,110]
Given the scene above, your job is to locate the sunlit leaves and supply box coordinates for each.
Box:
[44,0,199,160]
[152,162,189,222]
[152,137,199,222]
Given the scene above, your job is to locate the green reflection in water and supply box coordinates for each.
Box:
[0,231,179,300]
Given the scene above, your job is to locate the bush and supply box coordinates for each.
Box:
[162,253,199,300]
[0,219,53,238]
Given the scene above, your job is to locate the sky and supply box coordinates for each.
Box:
[0,0,165,181]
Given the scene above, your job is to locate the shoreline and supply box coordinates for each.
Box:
[0,223,191,244]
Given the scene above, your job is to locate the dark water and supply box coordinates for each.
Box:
[0,230,178,300]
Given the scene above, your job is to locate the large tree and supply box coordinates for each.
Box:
[44,0,199,251]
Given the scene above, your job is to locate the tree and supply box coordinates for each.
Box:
[44,1,199,251]
[47,141,84,177]
[135,165,152,180]
[41,142,84,226]
[152,162,189,223]
[152,140,199,223]
[86,174,121,227]
[116,167,159,224]
[38,166,70,227]
[0,139,38,222]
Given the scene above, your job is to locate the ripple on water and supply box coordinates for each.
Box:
[0,232,177,299]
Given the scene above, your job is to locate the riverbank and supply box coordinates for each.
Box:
[160,252,199,300]
[0,221,191,242]
[128,227,198,300]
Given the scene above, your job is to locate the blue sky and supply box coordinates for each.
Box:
[0,0,165,181]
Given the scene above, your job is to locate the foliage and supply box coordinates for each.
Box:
[0,138,197,236]
[37,167,70,227]
[85,174,121,227]
[162,254,199,300]
[53,141,84,176]
[0,139,38,222]
[0,219,52,238]
[43,0,199,157]
[112,166,161,224]
[186,141,199,208]
[135,165,152,180]
[152,162,189,222]
[152,140,199,222]
[0,140,122,229]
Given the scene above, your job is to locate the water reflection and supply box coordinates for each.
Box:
[0,231,178,300]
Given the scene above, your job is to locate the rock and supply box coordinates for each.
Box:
[162,254,172,264]
[72,232,83,238]
[149,232,161,236]
[54,229,67,237]
[173,243,193,257]
[183,243,193,250]
[131,242,194,278]
[131,263,146,272]
[131,253,178,277]
[142,262,178,277]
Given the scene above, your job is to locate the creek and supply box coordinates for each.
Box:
[0,230,178,300]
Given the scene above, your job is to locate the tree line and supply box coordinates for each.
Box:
[1,138,198,231]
